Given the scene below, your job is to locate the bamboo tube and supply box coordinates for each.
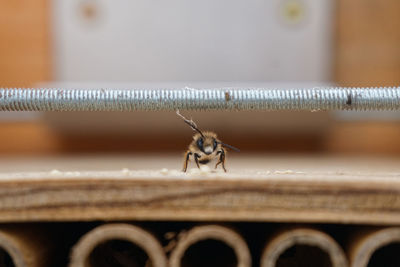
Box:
[0,226,52,267]
[69,223,167,267]
[350,227,400,267]
[169,225,251,267]
[260,228,348,267]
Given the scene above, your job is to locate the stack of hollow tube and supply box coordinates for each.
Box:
[0,224,398,266]
[0,225,53,267]
[69,224,400,267]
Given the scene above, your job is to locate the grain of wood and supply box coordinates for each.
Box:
[0,156,398,224]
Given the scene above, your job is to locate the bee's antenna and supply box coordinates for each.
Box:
[176,110,205,137]
[219,141,240,152]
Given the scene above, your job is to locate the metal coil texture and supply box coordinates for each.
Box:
[0,87,399,111]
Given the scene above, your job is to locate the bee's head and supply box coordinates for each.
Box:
[194,132,218,155]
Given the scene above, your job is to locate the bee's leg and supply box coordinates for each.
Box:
[221,149,227,172]
[215,149,226,172]
[182,151,192,172]
[215,151,222,169]
[194,153,201,169]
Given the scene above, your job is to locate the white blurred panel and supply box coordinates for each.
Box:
[52,0,334,82]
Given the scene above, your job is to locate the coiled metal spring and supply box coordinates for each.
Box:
[0,87,399,111]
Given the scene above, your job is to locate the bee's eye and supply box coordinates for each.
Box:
[213,139,217,149]
[197,138,203,148]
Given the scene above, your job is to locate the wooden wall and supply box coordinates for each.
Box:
[332,0,400,156]
[335,0,400,87]
[0,0,51,87]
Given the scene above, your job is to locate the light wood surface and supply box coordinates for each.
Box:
[0,0,51,87]
[0,155,398,224]
[336,0,400,86]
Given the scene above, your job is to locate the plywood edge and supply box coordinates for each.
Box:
[0,171,399,224]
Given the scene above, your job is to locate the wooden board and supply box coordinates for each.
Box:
[0,155,399,225]
[0,0,50,87]
[335,0,400,86]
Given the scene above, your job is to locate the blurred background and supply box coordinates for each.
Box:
[0,0,399,157]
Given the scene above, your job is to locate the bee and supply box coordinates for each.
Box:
[177,111,240,172]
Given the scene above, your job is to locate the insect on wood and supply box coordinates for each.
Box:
[177,110,240,172]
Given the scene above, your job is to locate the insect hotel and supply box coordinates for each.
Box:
[0,0,400,266]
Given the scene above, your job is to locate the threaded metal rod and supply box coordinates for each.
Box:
[0,87,399,111]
